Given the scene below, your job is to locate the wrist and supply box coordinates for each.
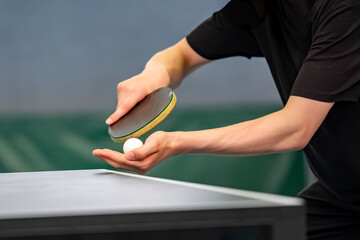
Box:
[143,58,171,88]
[166,131,190,157]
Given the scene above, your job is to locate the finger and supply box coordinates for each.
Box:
[93,149,118,165]
[107,83,149,125]
[133,153,162,174]
[105,108,125,125]
[93,149,141,172]
[101,157,140,172]
[93,149,123,161]
[126,143,158,161]
[106,101,134,125]
[102,155,150,175]
[100,157,122,169]
[105,93,146,125]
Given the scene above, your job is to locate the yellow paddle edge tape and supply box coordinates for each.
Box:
[110,93,177,143]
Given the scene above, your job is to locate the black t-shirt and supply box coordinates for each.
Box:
[186,0,360,210]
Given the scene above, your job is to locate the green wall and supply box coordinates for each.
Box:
[0,104,306,196]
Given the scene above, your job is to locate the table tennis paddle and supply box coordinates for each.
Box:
[108,87,177,143]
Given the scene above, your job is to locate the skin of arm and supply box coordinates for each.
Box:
[94,95,334,174]
[94,36,334,174]
[170,96,334,156]
[105,38,210,125]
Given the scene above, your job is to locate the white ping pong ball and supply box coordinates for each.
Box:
[123,138,143,154]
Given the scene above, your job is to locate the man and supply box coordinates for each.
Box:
[93,0,360,239]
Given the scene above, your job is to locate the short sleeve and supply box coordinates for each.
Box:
[291,3,360,102]
[186,0,264,60]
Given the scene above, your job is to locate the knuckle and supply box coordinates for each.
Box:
[154,131,166,139]
[117,82,124,90]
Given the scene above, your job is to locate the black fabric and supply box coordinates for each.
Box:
[292,1,360,102]
[186,0,360,237]
[185,11,263,59]
[299,181,360,240]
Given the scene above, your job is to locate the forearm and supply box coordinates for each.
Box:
[169,96,333,157]
[170,111,304,157]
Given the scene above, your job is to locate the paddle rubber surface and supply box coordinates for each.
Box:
[108,87,177,143]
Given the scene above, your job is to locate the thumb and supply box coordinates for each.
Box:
[106,108,126,125]
[125,143,157,161]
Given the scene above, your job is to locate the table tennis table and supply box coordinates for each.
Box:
[0,169,305,240]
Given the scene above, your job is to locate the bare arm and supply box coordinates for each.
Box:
[147,38,210,88]
[170,96,333,156]
[94,96,334,174]
[106,38,210,125]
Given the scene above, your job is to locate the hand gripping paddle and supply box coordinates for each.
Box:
[108,87,177,143]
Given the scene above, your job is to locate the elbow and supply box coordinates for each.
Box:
[290,130,312,151]
[292,139,308,151]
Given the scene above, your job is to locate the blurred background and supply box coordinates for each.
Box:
[0,0,309,196]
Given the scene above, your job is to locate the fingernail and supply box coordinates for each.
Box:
[105,118,111,125]
[126,152,135,160]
